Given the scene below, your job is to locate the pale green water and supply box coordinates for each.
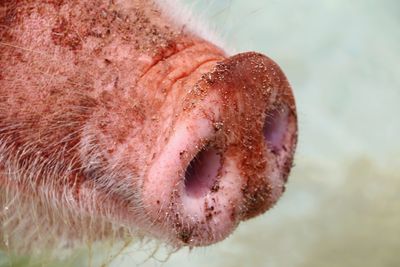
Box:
[1,0,399,266]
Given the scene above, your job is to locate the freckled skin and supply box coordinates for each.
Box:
[0,0,297,250]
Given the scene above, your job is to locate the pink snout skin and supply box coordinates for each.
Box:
[141,53,297,246]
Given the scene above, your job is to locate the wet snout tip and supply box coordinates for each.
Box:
[141,52,297,246]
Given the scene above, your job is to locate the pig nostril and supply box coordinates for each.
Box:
[184,147,221,198]
[263,107,290,154]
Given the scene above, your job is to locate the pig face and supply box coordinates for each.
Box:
[0,0,297,250]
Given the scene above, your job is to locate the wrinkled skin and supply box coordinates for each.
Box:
[0,0,297,249]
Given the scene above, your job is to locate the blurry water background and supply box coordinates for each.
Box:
[1,0,399,266]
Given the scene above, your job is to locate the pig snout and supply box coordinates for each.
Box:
[0,0,297,249]
[142,52,297,245]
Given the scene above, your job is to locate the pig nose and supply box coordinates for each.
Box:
[142,52,297,246]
